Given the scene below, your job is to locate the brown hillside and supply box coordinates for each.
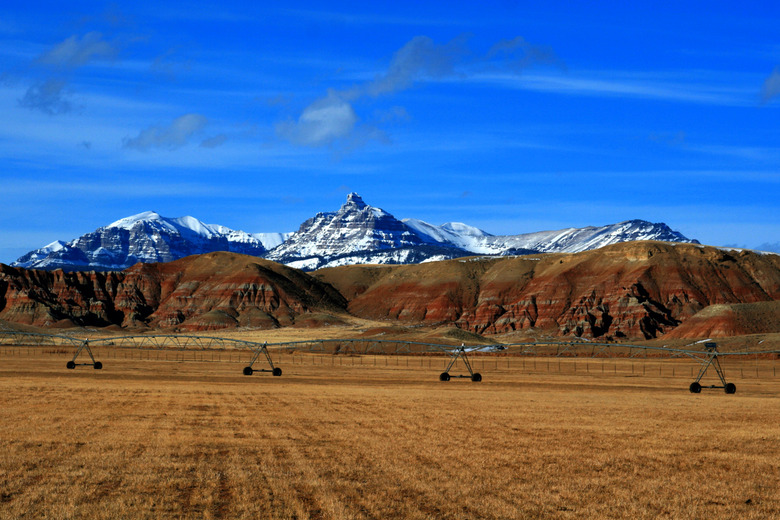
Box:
[315,242,780,339]
[1,243,779,339]
[0,252,346,330]
[663,301,780,338]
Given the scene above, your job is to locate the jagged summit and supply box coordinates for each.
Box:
[264,193,444,270]
[345,192,367,209]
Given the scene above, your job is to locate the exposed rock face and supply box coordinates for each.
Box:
[0,253,346,330]
[2,242,779,339]
[315,242,780,339]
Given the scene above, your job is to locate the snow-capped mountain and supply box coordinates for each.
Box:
[13,211,287,271]
[264,193,471,270]
[403,219,493,250]
[12,240,68,269]
[405,218,697,255]
[11,193,699,272]
[264,194,697,269]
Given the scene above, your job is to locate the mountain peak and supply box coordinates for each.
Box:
[345,192,366,209]
[265,192,427,269]
[107,211,163,229]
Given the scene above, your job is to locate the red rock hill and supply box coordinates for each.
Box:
[315,241,780,339]
[1,242,778,339]
[0,252,346,330]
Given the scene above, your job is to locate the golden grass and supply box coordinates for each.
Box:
[0,348,778,519]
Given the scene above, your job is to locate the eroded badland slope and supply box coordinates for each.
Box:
[1,242,779,340]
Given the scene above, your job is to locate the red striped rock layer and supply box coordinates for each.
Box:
[315,242,780,339]
[0,252,346,330]
[2,242,779,339]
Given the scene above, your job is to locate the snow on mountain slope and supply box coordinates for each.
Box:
[264,193,451,267]
[402,218,492,250]
[404,218,698,255]
[476,219,698,254]
[251,232,293,250]
[11,240,68,269]
[12,212,273,271]
[10,193,700,272]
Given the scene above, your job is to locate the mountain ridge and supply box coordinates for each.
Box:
[13,192,699,271]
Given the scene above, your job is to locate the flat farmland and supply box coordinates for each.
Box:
[1,348,778,519]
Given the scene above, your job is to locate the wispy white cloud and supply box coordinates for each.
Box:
[761,66,780,102]
[123,113,209,151]
[36,31,118,68]
[278,34,562,149]
[475,71,754,106]
[276,91,357,146]
[16,31,120,115]
[487,36,564,73]
[357,35,469,97]
[685,143,780,162]
[17,78,76,114]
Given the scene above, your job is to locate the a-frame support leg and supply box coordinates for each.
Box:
[689,343,735,394]
[439,344,482,382]
[243,342,282,377]
[66,340,102,370]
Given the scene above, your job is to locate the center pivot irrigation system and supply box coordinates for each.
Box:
[1,332,777,393]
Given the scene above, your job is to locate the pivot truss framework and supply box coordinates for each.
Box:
[1,332,777,389]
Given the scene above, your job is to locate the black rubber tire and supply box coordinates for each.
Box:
[471,373,482,382]
[243,366,253,376]
[93,361,102,370]
[272,367,282,377]
[725,382,736,394]
[66,360,76,370]
[689,382,702,393]
[439,372,450,382]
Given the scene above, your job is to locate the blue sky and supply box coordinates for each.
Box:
[1,1,779,263]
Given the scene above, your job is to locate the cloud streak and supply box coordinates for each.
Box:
[761,66,780,102]
[475,72,754,106]
[18,79,75,115]
[278,34,562,149]
[359,35,469,97]
[37,31,117,68]
[19,31,120,115]
[487,36,564,73]
[123,113,209,151]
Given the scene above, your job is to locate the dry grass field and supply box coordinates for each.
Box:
[0,346,778,519]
